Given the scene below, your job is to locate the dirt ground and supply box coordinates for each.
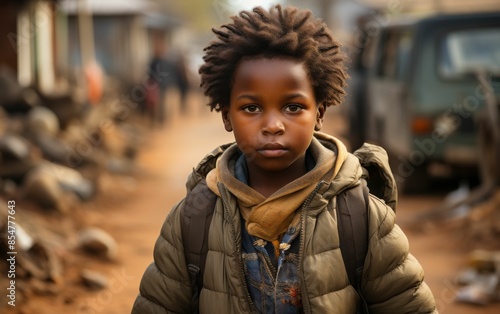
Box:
[4,99,500,314]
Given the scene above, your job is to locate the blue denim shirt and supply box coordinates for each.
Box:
[235,153,315,313]
[241,222,303,313]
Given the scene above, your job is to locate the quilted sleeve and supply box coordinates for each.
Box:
[131,200,193,314]
[361,196,438,314]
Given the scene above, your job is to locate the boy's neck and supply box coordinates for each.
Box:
[246,155,307,198]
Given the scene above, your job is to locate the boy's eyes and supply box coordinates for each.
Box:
[241,104,304,113]
[285,104,303,113]
[242,105,261,113]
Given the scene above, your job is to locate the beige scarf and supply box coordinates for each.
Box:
[206,134,346,242]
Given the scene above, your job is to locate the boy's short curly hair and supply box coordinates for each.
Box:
[199,5,348,112]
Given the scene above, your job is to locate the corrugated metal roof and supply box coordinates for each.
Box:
[60,0,156,15]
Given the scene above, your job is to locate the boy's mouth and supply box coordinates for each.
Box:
[258,143,287,157]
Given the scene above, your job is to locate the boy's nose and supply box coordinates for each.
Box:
[262,113,285,135]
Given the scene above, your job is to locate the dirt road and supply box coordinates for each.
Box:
[9,102,499,313]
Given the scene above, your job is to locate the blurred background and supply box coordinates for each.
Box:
[0,0,499,313]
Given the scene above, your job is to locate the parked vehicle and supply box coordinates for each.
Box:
[349,11,500,193]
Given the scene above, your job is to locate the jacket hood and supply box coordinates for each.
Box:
[314,132,363,195]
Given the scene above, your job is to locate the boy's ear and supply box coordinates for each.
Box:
[221,107,233,132]
[315,104,325,131]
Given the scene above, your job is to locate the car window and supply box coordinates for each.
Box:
[361,33,378,70]
[439,27,500,77]
[377,29,413,81]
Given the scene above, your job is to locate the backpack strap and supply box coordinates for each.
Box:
[336,179,370,314]
[181,178,217,313]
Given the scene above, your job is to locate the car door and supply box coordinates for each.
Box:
[367,27,414,158]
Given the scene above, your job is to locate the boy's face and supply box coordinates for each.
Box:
[222,57,324,173]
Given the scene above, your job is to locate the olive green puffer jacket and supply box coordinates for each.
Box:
[132,135,437,313]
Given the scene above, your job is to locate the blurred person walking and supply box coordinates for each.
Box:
[172,50,190,116]
[145,39,189,126]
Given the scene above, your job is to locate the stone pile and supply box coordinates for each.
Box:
[0,66,145,308]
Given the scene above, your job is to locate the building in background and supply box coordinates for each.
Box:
[0,0,183,99]
[0,0,64,95]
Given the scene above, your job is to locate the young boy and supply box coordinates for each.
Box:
[132,5,437,313]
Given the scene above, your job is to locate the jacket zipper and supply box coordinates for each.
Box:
[298,181,327,314]
[218,183,257,314]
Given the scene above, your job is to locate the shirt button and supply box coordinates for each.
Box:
[288,227,296,234]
